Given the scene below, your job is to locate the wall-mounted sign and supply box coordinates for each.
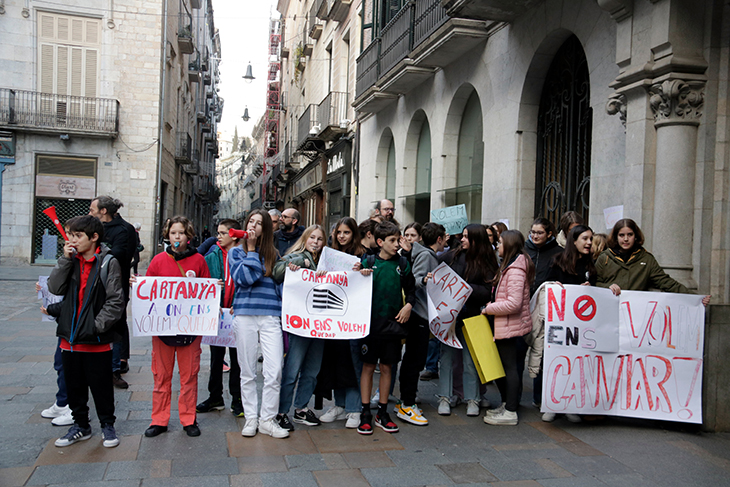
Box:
[293,164,322,196]
[0,132,15,164]
[327,153,344,175]
[35,175,96,199]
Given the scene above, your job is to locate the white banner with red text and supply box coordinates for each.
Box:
[281,268,372,339]
[131,277,221,337]
[426,262,473,349]
[542,284,704,423]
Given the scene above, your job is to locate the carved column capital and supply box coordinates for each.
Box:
[606,93,627,128]
[649,79,704,127]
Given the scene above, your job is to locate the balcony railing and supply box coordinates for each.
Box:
[175,132,192,163]
[316,91,347,132]
[355,39,381,98]
[0,88,119,137]
[178,8,194,54]
[355,0,449,99]
[297,104,318,148]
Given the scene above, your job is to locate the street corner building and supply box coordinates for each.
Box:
[0,0,223,264]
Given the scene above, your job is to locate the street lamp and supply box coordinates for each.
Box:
[242,62,255,83]
[242,107,250,122]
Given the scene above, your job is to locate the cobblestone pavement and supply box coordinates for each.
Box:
[0,265,729,487]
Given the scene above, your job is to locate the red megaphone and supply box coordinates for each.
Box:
[42,206,69,240]
[229,228,249,239]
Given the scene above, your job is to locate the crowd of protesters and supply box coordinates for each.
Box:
[38,197,711,448]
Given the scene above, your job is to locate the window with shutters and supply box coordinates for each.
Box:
[37,12,101,123]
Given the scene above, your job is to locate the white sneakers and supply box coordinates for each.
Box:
[437,396,451,415]
[320,406,347,423]
[258,418,290,438]
[484,408,518,425]
[241,418,258,437]
[345,412,360,429]
[542,412,581,423]
[396,404,428,426]
[52,412,74,426]
[41,402,70,419]
[466,400,480,417]
[542,412,557,422]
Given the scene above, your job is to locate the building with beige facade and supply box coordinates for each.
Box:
[0,0,222,264]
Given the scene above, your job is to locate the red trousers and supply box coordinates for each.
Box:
[151,336,201,427]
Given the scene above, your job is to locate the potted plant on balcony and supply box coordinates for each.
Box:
[294,44,306,82]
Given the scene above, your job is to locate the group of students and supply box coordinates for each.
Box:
[42,203,710,449]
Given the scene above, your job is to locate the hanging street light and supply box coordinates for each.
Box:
[242,107,250,122]
[242,62,255,83]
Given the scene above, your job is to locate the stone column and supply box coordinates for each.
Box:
[648,79,704,287]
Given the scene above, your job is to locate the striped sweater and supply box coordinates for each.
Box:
[228,246,282,316]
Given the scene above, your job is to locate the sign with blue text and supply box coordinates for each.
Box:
[430,204,468,235]
[131,277,221,337]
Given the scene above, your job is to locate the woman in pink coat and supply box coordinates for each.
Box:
[481,230,534,426]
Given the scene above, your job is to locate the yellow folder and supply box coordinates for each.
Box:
[462,315,505,384]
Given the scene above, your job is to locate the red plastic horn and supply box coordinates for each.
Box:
[229,228,249,239]
[42,206,69,240]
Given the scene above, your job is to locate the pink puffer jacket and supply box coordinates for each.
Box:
[485,254,532,339]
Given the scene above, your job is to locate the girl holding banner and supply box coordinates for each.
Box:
[482,230,534,426]
[437,224,498,417]
[541,224,597,423]
[596,219,710,307]
[142,216,210,439]
[272,224,327,431]
[228,209,289,439]
[316,217,365,428]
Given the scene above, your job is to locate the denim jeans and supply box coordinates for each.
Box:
[54,338,68,407]
[438,326,479,401]
[278,333,325,414]
[425,337,440,374]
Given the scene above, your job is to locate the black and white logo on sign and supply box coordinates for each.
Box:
[306,283,348,316]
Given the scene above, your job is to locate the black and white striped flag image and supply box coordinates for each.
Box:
[311,287,345,311]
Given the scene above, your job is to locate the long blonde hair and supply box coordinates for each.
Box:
[286,224,326,260]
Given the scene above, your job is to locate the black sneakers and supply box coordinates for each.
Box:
[144,425,168,437]
[183,422,201,437]
[357,413,373,435]
[196,398,225,413]
[375,411,399,433]
[231,399,244,418]
[293,408,322,426]
[276,413,295,431]
[55,424,92,447]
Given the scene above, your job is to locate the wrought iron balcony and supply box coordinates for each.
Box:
[354,0,490,113]
[178,9,194,54]
[297,104,318,149]
[315,91,348,141]
[175,132,192,163]
[0,88,119,137]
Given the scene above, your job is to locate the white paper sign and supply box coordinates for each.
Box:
[201,309,236,348]
[317,246,360,273]
[38,275,63,322]
[603,205,624,230]
[426,263,472,349]
[131,277,221,336]
[281,268,372,339]
[542,286,704,423]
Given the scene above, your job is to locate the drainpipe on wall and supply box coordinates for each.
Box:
[153,0,168,257]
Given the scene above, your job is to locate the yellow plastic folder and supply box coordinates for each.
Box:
[462,315,505,384]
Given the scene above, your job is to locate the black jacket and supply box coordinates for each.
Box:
[102,215,136,295]
[438,250,495,323]
[47,248,125,346]
[525,237,562,296]
[273,225,305,257]
[547,255,597,286]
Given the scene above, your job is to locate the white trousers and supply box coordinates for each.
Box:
[233,315,283,422]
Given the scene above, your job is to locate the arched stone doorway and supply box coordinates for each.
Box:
[535,35,592,226]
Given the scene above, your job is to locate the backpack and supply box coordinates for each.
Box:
[98,253,114,290]
[365,253,409,275]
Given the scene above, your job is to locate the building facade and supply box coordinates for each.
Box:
[354,0,730,302]
[0,0,222,264]
[274,0,359,230]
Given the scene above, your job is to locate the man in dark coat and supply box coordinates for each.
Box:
[273,208,305,257]
[89,196,137,389]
